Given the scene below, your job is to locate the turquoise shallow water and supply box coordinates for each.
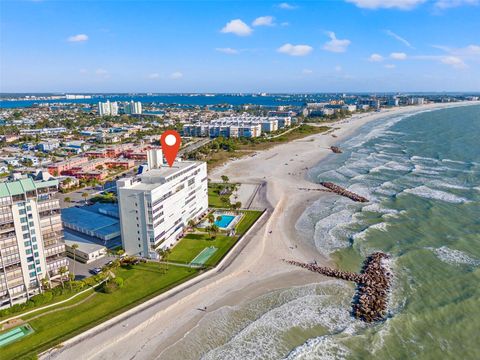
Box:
[159,105,480,360]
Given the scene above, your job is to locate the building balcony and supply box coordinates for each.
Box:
[0,222,14,232]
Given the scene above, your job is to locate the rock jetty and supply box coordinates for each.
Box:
[320,182,369,202]
[285,252,392,323]
[330,146,342,153]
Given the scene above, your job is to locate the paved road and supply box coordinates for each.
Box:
[179,138,211,156]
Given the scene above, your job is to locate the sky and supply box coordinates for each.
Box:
[1,0,479,93]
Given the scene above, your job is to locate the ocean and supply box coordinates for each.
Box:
[159,105,480,360]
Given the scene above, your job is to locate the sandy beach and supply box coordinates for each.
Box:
[42,101,480,360]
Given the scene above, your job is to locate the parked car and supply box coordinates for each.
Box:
[89,267,102,275]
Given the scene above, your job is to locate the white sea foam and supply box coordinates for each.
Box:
[201,282,360,360]
[362,203,398,215]
[428,180,470,191]
[285,336,350,360]
[313,210,355,255]
[402,185,470,204]
[429,246,480,266]
[352,222,389,242]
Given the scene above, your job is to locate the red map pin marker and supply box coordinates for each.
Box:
[160,130,181,167]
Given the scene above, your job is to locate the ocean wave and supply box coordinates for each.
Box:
[402,185,470,204]
[313,210,355,255]
[428,180,470,191]
[428,246,480,266]
[352,222,389,243]
[285,336,350,360]
[362,203,399,215]
[200,282,359,360]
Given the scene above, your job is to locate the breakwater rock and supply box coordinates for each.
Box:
[285,252,392,323]
[330,146,343,153]
[320,182,369,202]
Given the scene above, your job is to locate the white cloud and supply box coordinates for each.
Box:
[221,19,253,36]
[434,0,479,9]
[215,47,239,55]
[440,56,467,68]
[369,53,384,62]
[385,30,413,48]
[170,71,183,79]
[390,52,407,60]
[252,16,275,27]
[433,44,480,58]
[302,69,313,74]
[384,64,396,69]
[95,68,109,79]
[148,73,160,79]
[277,43,313,56]
[323,32,351,53]
[68,34,88,42]
[278,2,297,9]
[345,0,426,10]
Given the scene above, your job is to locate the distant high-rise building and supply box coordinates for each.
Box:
[98,100,119,116]
[0,178,68,308]
[124,100,142,115]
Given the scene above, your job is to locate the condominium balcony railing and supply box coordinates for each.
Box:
[0,231,16,241]
[0,222,14,232]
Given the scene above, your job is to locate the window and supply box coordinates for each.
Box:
[29,222,34,227]
[24,241,30,247]
[37,267,42,273]
[34,252,39,257]
[26,249,32,255]
[35,259,40,265]
[27,256,34,262]
[23,233,30,239]
[29,271,36,278]
[33,244,38,250]
[22,225,29,231]
[28,264,35,270]
[31,236,36,242]
[20,217,27,223]
[19,209,26,215]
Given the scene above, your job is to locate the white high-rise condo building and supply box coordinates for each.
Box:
[98,100,119,116]
[117,150,208,258]
[0,178,68,309]
[124,101,142,115]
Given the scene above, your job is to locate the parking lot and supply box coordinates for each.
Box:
[68,255,117,280]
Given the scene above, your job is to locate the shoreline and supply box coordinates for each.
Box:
[44,101,480,360]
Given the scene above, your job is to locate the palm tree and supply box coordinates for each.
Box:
[156,248,166,274]
[58,266,67,289]
[71,243,79,280]
[40,277,50,291]
[207,213,215,225]
[81,192,89,204]
[187,219,196,230]
[210,224,220,239]
[64,196,72,203]
[221,175,229,184]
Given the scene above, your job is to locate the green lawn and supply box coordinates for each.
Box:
[168,210,264,267]
[235,210,263,235]
[208,183,236,208]
[1,263,199,360]
[168,233,238,267]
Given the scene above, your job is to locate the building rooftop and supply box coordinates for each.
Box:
[119,160,202,191]
[0,178,58,197]
[64,232,107,253]
[61,206,121,239]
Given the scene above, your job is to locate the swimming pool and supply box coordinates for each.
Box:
[215,215,235,228]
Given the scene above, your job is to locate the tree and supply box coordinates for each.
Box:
[58,266,68,289]
[71,243,79,280]
[221,175,229,184]
[65,196,72,203]
[233,201,242,213]
[207,213,215,225]
[116,249,125,257]
[156,248,166,274]
[188,219,196,229]
[40,277,50,291]
[210,224,220,239]
[82,192,89,203]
